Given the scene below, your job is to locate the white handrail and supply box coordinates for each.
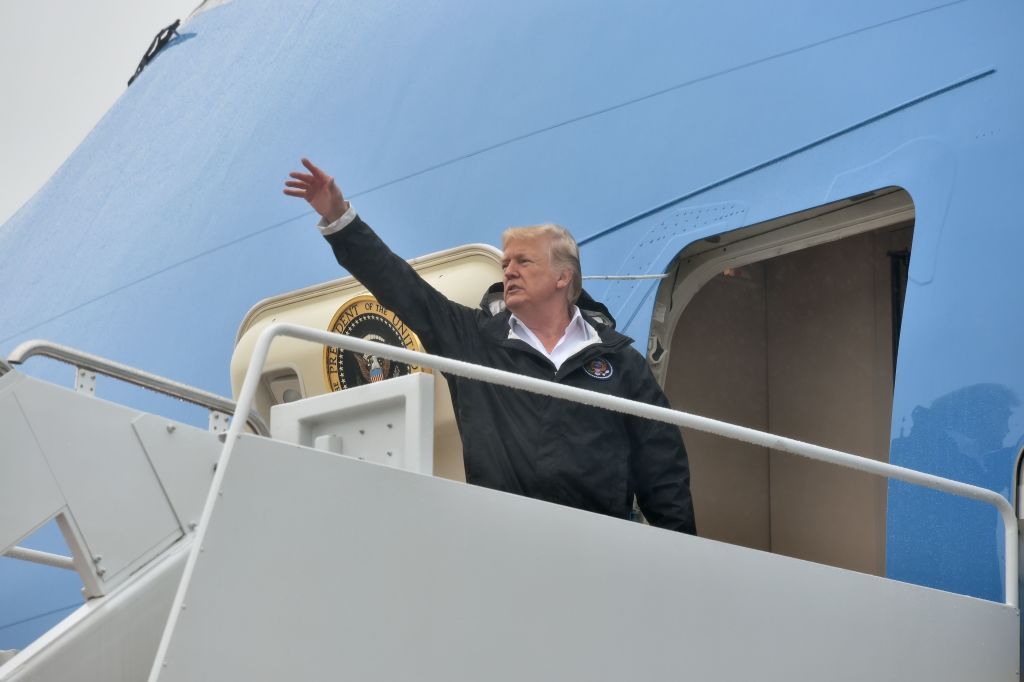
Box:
[3,546,75,571]
[7,340,269,437]
[175,322,1021,637]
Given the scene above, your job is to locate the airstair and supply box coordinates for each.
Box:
[0,327,1019,681]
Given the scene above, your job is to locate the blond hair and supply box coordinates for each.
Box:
[501,223,582,304]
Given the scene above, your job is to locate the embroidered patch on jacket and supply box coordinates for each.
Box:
[584,357,614,380]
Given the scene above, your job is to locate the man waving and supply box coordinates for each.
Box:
[285,159,696,534]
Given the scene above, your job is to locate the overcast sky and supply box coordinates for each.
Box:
[0,0,200,226]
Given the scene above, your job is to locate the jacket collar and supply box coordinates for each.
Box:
[479,285,633,353]
[480,283,619,328]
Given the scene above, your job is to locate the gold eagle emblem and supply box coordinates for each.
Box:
[324,295,426,391]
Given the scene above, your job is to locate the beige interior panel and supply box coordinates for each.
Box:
[665,220,913,575]
[766,231,889,574]
[664,264,770,550]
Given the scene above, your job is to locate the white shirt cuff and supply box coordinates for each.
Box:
[317,203,357,236]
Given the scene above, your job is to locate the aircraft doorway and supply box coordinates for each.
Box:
[652,188,914,575]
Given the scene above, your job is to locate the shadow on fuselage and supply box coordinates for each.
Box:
[889,383,1021,601]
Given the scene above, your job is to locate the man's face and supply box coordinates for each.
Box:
[501,237,567,316]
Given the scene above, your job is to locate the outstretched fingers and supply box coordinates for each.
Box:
[301,157,329,181]
[284,160,343,221]
[283,178,310,197]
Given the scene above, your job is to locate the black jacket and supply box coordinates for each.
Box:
[325,215,696,534]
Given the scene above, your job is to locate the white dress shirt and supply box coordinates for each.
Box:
[508,307,600,370]
[318,203,358,235]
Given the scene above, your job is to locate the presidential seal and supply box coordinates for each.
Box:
[324,295,426,391]
[583,357,614,380]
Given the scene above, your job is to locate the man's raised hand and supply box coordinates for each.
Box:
[283,158,349,223]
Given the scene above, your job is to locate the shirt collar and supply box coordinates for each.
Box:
[508,306,585,339]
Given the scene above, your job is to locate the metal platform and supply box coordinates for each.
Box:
[0,332,1019,680]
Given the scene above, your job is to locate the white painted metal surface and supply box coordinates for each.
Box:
[2,547,74,572]
[271,372,434,474]
[3,325,1020,679]
[207,411,230,434]
[133,415,221,533]
[0,368,223,682]
[228,323,1021,606]
[151,435,1019,681]
[0,540,191,682]
[73,368,96,396]
[0,377,65,555]
[13,378,183,589]
[0,371,223,598]
[7,340,269,436]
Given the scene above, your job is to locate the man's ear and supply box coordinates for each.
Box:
[555,269,570,290]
